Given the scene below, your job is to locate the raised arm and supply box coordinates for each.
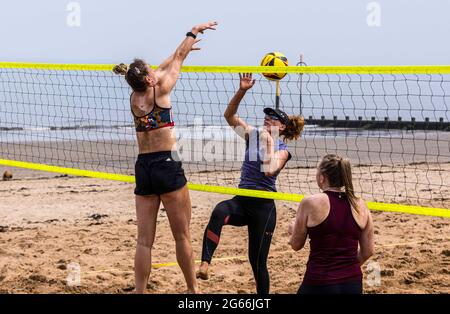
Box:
[158,21,218,92]
[224,73,255,139]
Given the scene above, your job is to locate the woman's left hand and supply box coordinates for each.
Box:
[193,21,218,34]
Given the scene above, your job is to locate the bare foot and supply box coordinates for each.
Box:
[196,261,209,280]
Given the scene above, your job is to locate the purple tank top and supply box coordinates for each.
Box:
[238,129,290,192]
[303,191,362,285]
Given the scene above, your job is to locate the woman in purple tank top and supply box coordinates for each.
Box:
[289,154,374,294]
[196,73,305,294]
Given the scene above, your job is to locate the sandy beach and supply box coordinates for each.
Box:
[1,0,450,297]
[0,166,449,294]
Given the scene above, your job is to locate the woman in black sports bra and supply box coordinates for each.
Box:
[113,21,218,294]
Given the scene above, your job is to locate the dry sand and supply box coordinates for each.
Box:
[0,167,449,294]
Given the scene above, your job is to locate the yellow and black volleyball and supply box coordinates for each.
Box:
[260,52,289,80]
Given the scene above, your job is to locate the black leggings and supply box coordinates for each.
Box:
[298,280,363,294]
[201,196,276,295]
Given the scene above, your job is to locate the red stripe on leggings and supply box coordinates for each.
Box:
[207,229,220,245]
[224,215,230,225]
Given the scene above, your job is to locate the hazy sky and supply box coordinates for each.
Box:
[0,0,448,66]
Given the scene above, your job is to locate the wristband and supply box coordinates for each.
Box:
[186,32,197,39]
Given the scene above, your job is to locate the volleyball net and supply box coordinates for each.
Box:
[0,63,449,217]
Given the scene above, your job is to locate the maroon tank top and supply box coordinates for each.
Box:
[303,191,362,286]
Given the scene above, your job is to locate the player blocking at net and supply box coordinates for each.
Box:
[113,21,218,294]
[197,73,305,294]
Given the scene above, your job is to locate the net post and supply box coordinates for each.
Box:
[297,54,307,115]
[275,80,280,109]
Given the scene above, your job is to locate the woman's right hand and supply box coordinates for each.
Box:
[239,73,256,91]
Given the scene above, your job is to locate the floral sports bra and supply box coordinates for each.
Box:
[130,87,175,132]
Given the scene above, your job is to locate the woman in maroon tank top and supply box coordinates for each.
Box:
[288,154,374,294]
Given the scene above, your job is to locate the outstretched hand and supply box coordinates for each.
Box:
[193,21,218,34]
[239,73,256,91]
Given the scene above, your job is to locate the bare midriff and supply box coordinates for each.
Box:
[136,127,177,154]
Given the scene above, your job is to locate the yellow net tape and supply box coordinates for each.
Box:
[1,62,450,74]
[1,159,448,218]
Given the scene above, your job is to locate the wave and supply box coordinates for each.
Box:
[0,124,134,132]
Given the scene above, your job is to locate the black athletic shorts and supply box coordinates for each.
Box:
[134,151,187,196]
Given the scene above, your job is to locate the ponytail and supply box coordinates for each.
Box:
[280,115,305,142]
[319,154,360,213]
[339,157,359,213]
[112,63,129,76]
